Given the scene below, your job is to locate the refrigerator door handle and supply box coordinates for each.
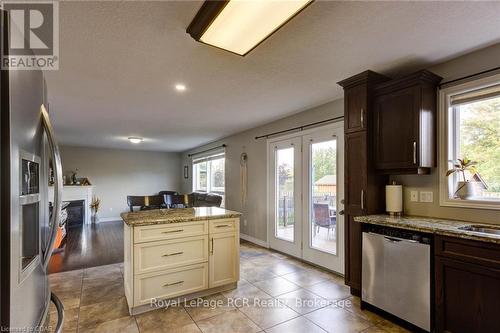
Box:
[40,104,63,269]
[51,292,65,333]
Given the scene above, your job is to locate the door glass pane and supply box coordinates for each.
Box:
[275,147,294,241]
[310,139,337,254]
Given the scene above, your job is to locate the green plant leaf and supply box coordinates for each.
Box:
[446,169,456,177]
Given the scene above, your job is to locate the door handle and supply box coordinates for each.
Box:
[413,141,417,165]
[51,292,65,333]
[41,105,63,270]
[210,237,214,255]
[338,210,344,216]
[360,190,365,211]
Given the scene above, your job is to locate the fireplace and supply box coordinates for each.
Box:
[65,200,85,228]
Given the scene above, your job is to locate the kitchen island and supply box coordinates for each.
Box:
[121,207,241,315]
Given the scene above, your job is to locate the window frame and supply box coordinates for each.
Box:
[192,151,225,197]
[438,72,500,210]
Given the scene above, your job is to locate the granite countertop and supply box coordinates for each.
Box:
[121,207,242,227]
[354,215,500,244]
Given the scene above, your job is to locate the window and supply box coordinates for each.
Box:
[192,152,225,204]
[439,73,500,209]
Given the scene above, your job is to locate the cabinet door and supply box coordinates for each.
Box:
[345,84,367,133]
[374,86,420,170]
[209,232,239,288]
[435,256,500,333]
[344,131,367,292]
[344,214,362,292]
[345,131,367,215]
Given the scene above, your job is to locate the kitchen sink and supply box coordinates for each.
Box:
[458,225,500,235]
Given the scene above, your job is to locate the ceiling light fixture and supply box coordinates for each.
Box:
[175,83,187,92]
[187,0,313,56]
[128,137,143,144]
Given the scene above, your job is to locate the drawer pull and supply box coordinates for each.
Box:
[161,229,184,234]
[162,251,183,257]
[215,224,230,228]
[163,280,184,287]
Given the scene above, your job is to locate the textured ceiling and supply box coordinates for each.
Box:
[45,1,500,152]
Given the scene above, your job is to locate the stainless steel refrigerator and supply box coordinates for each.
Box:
[1,10,64,333]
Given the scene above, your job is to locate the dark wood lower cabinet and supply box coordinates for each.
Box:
[344,214,362,293]
[435,236,500,333]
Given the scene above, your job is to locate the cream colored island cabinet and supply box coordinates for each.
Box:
[121,207,241,315]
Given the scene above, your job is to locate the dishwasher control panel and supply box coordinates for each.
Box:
[363,224,432,244]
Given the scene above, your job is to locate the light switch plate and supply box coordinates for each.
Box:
[420,191,433,203]
[410,191,419,202]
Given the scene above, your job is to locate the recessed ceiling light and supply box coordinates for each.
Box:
[175,84,187,92]
[187,0,312,56]
[128,137,143,144]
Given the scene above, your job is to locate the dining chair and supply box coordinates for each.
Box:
[164,194,189,208]
[127,195,164,212]
[313,203,336,238]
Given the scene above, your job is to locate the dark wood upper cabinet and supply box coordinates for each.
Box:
[344,84,367,133]
[373,70,442,174]
[339,71,390,134]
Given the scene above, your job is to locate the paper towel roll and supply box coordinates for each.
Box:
[386,184,403,215]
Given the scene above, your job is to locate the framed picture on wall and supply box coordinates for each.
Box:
[183,165,189,179]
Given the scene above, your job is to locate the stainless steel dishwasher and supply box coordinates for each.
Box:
[362,226,431,332]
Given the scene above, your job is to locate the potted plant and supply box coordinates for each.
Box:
[90,196,101,223]
[446,157,478,199]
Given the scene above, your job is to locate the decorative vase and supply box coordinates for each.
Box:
[455,181,477,199]
[91,211,99,224]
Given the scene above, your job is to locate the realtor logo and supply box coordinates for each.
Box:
[1,1,59,70]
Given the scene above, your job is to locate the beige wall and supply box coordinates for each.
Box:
[181,99,344,242]
[61,145,182,220]
[183,43,500,242]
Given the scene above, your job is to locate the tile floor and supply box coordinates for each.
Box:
[47,240,409,333]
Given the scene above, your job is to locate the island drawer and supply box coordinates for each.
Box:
[209,218,238,234]
[134,221,208,243]
[134,263,208,306]
[134,235,208,274]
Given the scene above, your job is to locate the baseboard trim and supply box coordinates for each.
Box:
[240,233,268,248]
[96,217,122,223]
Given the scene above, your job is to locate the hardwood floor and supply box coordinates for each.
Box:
[48,220,124,274]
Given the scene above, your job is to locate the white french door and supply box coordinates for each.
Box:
[268,123,344,273]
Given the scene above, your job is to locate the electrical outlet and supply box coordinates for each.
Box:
[244,219,248,226]
[420,191,433,203]
[410,191,419,202]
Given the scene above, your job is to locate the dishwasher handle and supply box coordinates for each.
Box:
[366,232,419,244]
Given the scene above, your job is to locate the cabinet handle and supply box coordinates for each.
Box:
[360,108,364,128]
[215,224,230,228]
[413,141,417,165]
[162,251,183,257]
[210,237,214,255]
[361,190,365,211]
[163,280,184,287]
[162,229,184,234]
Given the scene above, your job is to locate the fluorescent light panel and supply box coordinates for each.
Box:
[200,0,312,55]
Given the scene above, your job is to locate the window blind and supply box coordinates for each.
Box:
[450,84,500,106]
